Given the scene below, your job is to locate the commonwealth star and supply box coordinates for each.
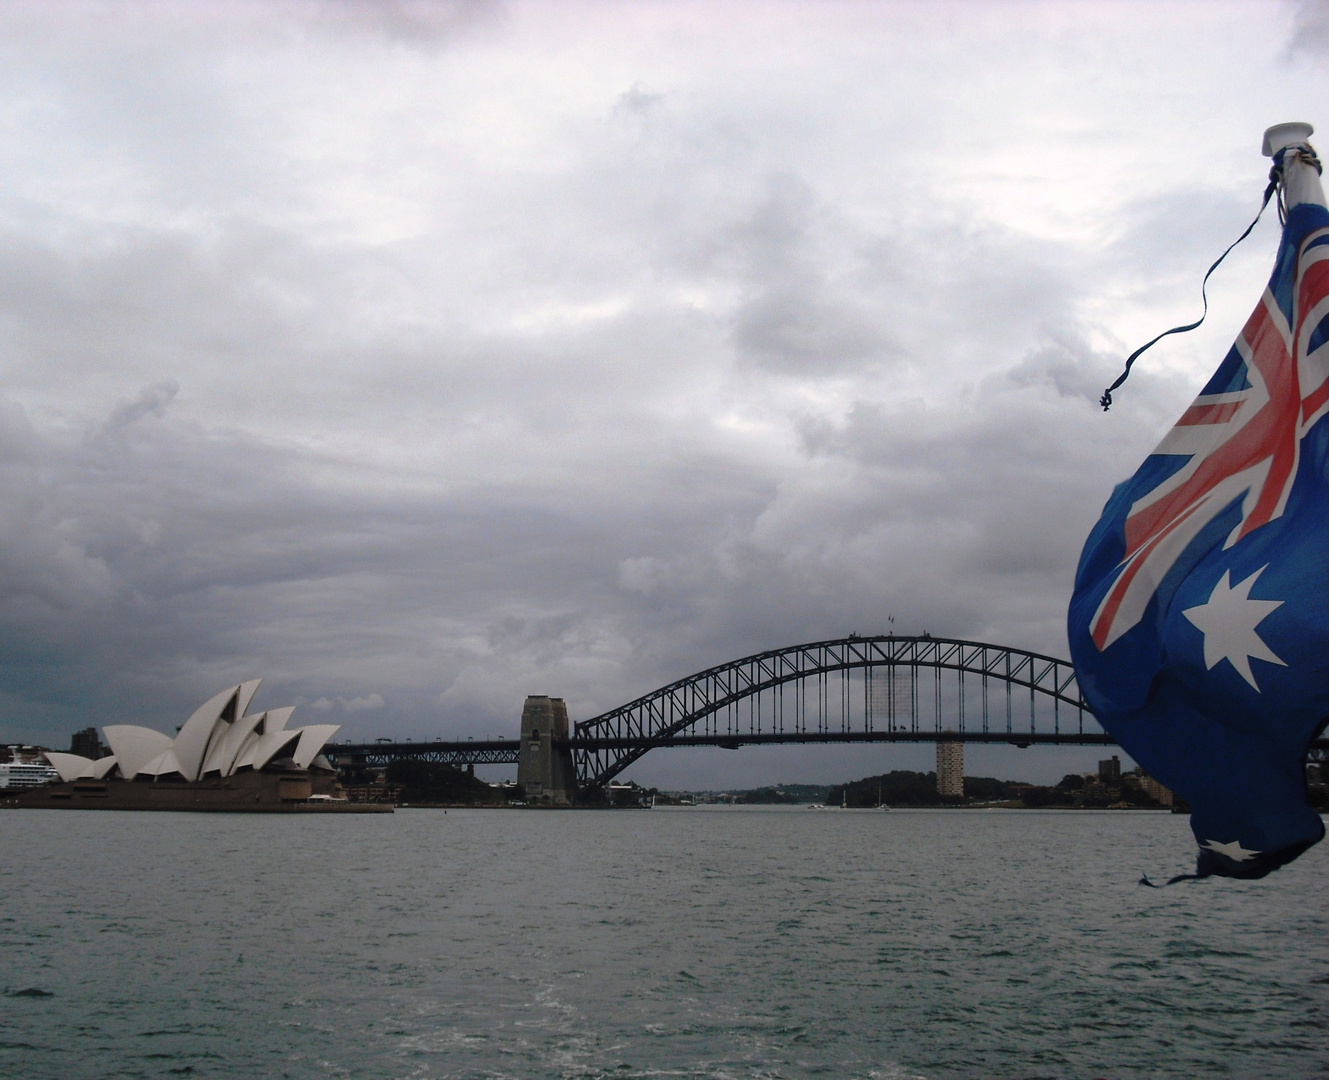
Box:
[1201,838,1261,862]
[1182,567,1286,691]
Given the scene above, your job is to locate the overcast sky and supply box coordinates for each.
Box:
[2,0,1328,786]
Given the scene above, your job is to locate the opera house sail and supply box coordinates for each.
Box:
[4,681,387,813]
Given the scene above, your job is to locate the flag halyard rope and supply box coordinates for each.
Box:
[1099,145,1322,412]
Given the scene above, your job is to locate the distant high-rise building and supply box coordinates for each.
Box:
[1098,755,1121,784]
[70,727,104,760]
[936,738,964,798]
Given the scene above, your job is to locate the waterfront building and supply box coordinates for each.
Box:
[1098,755,1122,784]
[3,681,379,812]
[41,680,339,785]
[1137,773,1174,806]
[936,738,964,798]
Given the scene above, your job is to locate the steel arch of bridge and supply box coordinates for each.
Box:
[573,635,1092,788]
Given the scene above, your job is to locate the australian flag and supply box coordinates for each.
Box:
[1069,197,1329,879]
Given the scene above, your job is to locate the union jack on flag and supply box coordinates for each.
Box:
[1069,190,1329,880]
[1089,222,1329,651]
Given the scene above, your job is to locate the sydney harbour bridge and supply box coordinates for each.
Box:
[326,633,1329,799]
[328,635,1108,794]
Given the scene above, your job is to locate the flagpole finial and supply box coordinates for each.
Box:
[1263,123,1325,213]
[1263,122,1314,157]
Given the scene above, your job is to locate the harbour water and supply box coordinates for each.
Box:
[2,807,1327,1079]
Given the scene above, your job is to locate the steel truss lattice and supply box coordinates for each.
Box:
[325,740,519,768]
[572,635,1089,788]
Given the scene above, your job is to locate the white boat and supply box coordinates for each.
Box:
[0,760,59,788]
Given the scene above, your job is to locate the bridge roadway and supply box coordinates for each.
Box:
[326,728,1124,768]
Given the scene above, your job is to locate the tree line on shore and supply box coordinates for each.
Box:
[824,770,1179,809]
[365,760,1195,809]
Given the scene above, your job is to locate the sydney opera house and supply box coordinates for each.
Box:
[3,680,383,812]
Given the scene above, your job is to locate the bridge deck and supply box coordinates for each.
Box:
[327,732,1329,767]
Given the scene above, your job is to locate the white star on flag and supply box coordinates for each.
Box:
[1182,566,1286,691]
[1201,838,1261,862]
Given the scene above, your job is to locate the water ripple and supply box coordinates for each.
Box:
[2,808,1328,1078]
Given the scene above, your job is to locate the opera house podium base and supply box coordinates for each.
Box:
[1,768,393,813]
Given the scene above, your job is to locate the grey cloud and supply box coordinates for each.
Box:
[339,693,385,712]
[0,147,1184,772]
[615,83,664,118]
[0,397,39,465]
[308,0,502,45]
[724,177,899,373]
[0,400,773,742]
[1104,186,1278,292]
[1291,1,1329,57]
[1006,334,1119,406]
[103,380,180,432]
[0,2,1307,793]
[733,286,892,372]
[0,226,309,416]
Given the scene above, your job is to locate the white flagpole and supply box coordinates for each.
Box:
[1263,122,1326,210]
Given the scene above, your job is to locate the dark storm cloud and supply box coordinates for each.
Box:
[0,382,779,741]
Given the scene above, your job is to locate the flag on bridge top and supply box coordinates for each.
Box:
[1068,123,1329,880]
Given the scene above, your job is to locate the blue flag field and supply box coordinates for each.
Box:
[1069,142,1329,879]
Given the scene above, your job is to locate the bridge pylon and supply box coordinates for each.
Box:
[517,695,577,806]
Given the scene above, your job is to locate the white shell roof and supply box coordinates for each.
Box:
[103,725,174,781]
[262,706,295,733]
[96,684,338,784]
[200,709,266,777]
[174,680,262,781]
[292,726,341,770]
[139,747,186,778]
[237,728,303,772]
[226,707,297,775]
[44,752,95,782]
